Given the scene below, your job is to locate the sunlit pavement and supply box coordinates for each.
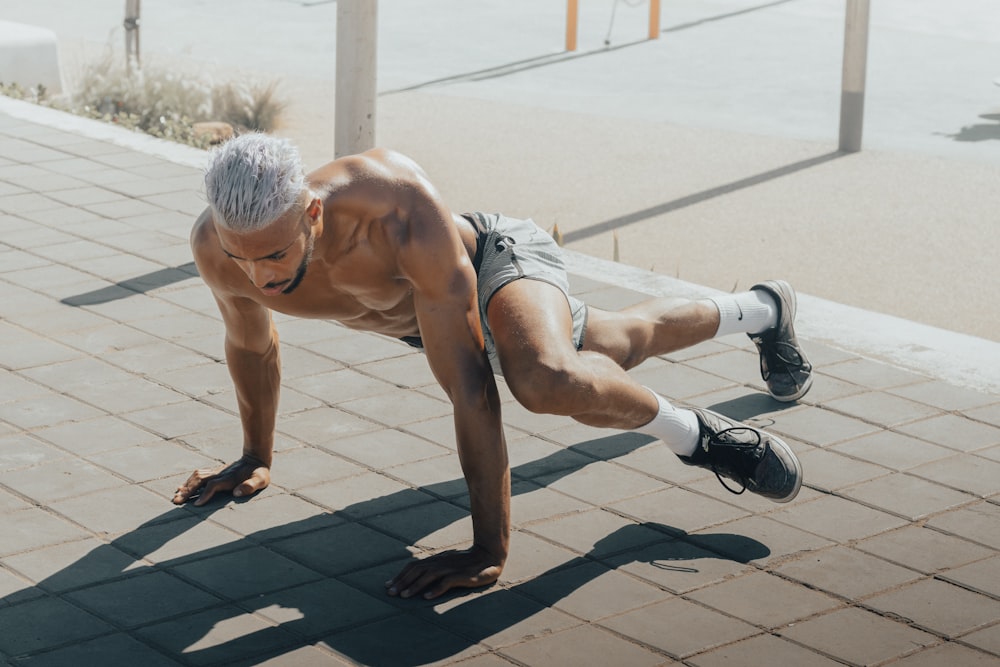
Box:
[0,103,999,666]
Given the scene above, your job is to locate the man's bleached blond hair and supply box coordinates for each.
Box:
[204,133,306,232]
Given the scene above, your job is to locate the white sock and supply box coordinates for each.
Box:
[707,289,778,338]
[634,389,700,457]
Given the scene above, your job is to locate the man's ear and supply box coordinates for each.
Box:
[306,197,323,222]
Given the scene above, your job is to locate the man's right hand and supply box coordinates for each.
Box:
[172,456,270,506]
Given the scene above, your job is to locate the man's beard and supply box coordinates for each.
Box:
[280,236,314,295]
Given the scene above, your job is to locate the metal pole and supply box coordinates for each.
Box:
[335,0,378,158]
[566,0,578,52]
[839,0,870,152]
[124,0,141,73]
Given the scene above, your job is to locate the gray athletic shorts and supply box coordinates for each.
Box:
[465,212,588,375]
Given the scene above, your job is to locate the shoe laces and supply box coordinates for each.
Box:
[754,335,805,378]
[705,425,764,496]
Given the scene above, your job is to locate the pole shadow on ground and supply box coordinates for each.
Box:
[60,262,199,307]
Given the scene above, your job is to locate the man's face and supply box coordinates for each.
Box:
[216,201,317,297]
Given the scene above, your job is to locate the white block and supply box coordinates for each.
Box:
[0,21,64,94]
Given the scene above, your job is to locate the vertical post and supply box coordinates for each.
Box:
[124,0,141,73]
[335,0,378,158]
[839,0,870,152]
[566,0,579,52]
[648,0,661,40]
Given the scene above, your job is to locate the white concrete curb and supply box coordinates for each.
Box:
[0,95,209,169]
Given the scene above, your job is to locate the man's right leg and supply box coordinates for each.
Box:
[583,284,811,502]
[488,280,802,503]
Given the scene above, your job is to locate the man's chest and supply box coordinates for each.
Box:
[261,259,417,334]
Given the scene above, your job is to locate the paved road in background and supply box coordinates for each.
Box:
[4,0,999,340]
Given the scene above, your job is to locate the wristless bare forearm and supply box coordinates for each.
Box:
[467,461,511,563]
[225,340,280,467]
[455,419,511,563]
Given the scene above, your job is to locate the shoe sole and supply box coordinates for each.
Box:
[770,375,813,403]
[766,434,803,503]
[754,279,813,403]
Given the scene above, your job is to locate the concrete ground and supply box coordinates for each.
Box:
[1,101,1000,666]
[1,1,1000,665]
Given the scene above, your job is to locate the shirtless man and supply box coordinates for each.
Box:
[174,134,812,600]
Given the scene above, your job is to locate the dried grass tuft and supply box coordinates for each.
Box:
[2,53,287,149]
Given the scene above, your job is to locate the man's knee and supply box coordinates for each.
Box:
[503,356,584,416]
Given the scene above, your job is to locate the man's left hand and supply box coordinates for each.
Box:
[385,545,504,600]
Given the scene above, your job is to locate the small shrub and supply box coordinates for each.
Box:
[1,54,287,149]
[212,80,285,134]
[0,81,49,103]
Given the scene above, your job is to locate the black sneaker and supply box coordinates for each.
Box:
[679,407,802,503]
[749,280,813,402]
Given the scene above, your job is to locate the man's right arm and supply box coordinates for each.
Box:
[218,292,281,468]
[174,216,280,506]
[173,289,280,505]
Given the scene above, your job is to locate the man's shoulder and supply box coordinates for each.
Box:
[190,208,218,256]
[189,208,232,290]
[312,150,435,227]
[344,147,415,169]
[311,148,422,186]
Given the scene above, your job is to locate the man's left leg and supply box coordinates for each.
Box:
[586,281,812,402]
[709,280,813,402]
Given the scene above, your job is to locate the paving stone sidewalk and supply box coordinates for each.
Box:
[1,112,999,666]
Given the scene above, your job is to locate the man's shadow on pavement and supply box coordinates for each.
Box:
[3,432,770,666]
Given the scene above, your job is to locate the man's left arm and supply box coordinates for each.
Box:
[384,185,510,600]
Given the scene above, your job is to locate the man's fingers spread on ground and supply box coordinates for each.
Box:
[192,480,221,507]
[174,468,217,500]
[385,575,407,593]
[401,570,444,599]
[172,479,203,505]
[386,564,422,596]
[424,578,455,600]
[183,469,212,488]
[387,572,418,596]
